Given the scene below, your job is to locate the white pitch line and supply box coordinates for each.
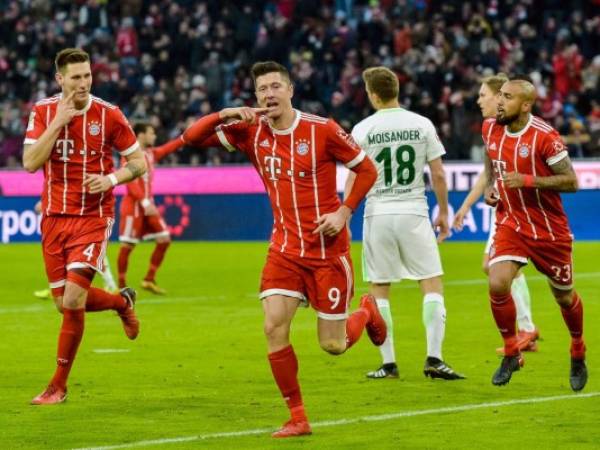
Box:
[3,271,599,314]
[92,349,131,354]
[73,392,600,450]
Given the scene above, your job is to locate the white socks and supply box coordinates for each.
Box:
[375,298,396,364]
[422,293,446,360]
[512,273,535,332]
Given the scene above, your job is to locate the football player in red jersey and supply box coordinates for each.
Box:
[183,61,384,437]
[453,74,539,355]
[481,77,586,390]
[117,123,185,295]
[23,48,147,404]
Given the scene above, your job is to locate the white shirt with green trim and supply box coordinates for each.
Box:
[351,107,445,217]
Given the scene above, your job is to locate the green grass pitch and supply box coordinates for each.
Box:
[0,241,599,449]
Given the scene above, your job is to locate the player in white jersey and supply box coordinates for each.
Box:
[346,66,464,380]
[452,73,539,355]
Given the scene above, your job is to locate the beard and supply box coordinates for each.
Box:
[496,110,519,125]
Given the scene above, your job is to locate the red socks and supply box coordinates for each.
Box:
[144,242,170,282]
[86,287,127,312]
[117,245,133,288]
[51,308,85,390]
[560,292,585,359]
[345,308,370,349]
[490,291,518,356]
[268,345,307,421]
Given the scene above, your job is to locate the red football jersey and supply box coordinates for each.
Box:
[216,110,366,259]
[124,137,184,202]
[24,94,138,218]
[483,114,572,241]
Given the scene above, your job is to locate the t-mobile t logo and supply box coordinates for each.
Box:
[491,159,507,180]
[55,139,75,161]
[264,155,282,181]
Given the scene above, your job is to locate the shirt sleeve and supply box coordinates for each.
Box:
[215,120,251,153]
[540,129,568,166]
[326,119,366,168]
[424,119,446,161]
[23,105,47,145]
[110,107,139,156]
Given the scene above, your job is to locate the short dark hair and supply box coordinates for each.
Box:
[362,66,399,102]
[250,61,291,86]
[55,48,90,73]
[133,122,152,135]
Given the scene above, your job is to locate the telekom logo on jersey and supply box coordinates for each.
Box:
[264,155,282,181]
[55,139,94,161]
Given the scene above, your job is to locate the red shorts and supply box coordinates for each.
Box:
[41,215,114,291]
[119,197,169,243]
[489,224,573,290]
[259,250,354,320]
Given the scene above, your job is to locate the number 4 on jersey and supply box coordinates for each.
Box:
[83,243,95,261]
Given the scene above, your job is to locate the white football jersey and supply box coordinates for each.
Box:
[351,107,445,217]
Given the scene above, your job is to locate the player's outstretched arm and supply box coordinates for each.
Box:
[83,148,147,194]
[453,172,487,231]
[504,156,578,192]
[428,157,450,243]
[23,92,77,172]
[183,108,268,147]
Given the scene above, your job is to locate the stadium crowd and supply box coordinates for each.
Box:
[1,0,600,167]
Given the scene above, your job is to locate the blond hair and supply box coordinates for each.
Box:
[362,66,399,102]
[481,72,508,94]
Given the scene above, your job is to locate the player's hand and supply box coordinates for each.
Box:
[313,206,352,237]
[143,204,158,216]
[53,91,77,128]
[452,207,468,231]
[503,172,525,189]
[484,186,500,207]
[83,174,113,194]
[219,107,269,124]
[433,213,450,243]
[34,200,42,214]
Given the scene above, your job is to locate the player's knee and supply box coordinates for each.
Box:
[488,276,511,295]
[553,290,573,308]
[320,339,346,355]
[263,320,287,342]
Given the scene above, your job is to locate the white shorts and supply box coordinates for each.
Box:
[484,207,497,255]
[362,214,443,283]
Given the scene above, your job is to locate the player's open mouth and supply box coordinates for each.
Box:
[266,102,278,108]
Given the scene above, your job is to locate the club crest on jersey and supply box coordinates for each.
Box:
[518,144,530,158]
[88,121,101,136]
[296,139,310,156]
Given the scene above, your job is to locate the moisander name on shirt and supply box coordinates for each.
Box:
[367,129,421,145]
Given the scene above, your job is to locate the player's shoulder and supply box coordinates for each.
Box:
[299,110,330,126]
[530,115,558,136]
[91,95,119,111]
[34,94,61,107]
[482,117,500,135]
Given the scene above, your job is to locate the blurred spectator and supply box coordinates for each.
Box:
[1,0,599,167]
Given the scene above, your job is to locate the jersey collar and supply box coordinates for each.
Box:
[270,109,301,135]
[505,114,532,138]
